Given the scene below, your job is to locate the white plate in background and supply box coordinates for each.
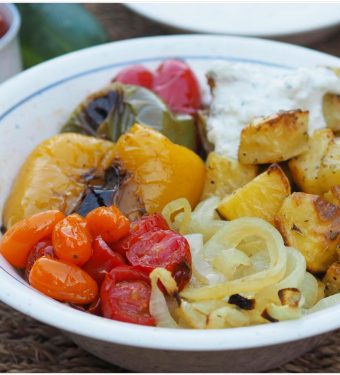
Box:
[127,3,340,43]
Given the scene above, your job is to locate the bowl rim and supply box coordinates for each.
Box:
[0,4,20,51]
[0,34,340,352]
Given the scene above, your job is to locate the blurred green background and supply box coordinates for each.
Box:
[16,3,176,69]
[17,4,109,68]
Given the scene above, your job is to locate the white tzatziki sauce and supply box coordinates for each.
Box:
[206,62,340,159]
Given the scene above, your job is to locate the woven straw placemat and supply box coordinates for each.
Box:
[1,4,340,372]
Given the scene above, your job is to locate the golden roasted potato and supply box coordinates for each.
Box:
[3,134,116,228]
[323,262,340,296]
[324,185,340,207]
[288,129,334,194]
[202,152,258,199]
[238,110,309,164]
[217,164,290,224]
[323,93,340,132]
[318,138,340,193]
[275,192,340,273]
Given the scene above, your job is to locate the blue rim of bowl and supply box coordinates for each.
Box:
[0,54,291,123]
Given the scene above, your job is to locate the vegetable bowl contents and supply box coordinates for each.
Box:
[114,59,202,115]
[0,12,8,38]
[0,206,192,325]
[1,58,340,329]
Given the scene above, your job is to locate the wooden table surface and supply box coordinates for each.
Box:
[1,3,340,373]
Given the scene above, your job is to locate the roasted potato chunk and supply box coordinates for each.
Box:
[238,110,309,164]
[318,138,340,193]
[324,185,340,207]
[288,129,335,194]
[323,93,340,132]
[275,192,340,273]
[217,164,290,224]
[202,152,258,199]
[323,262,340,296]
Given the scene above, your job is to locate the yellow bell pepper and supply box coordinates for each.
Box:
[114,124,205,213]
[3,133,116,228]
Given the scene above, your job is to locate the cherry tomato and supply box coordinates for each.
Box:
[83,235,125,284]
[101,265,155,326]
[114,65,154,89]
[0,210,64,268]
[52,214,93,266]
[86,205,130,244]
[25,239,55,280]
[29,257,98,304]
[112,213,169,256]
[153,59,202,115]
[126,229,191,291]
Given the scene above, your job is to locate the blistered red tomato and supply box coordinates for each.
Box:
[114,59,202,115]
[115,65,154,89]
[153,59,202,115]
[101,266,155,326]
[86,205,130,244]
[126,229,191,291]
[53,214,93,266]
[83,235,125,284]
[25,239,55,280]
[112,213,169,256]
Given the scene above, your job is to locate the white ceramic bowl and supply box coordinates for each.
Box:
[0,35,339,372]
[0,4,22,83]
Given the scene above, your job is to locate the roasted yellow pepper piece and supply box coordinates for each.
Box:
[3,133,116,228]
[114,124,205,213]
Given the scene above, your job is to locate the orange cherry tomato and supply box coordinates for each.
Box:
[52,214,93,266]
[86,205,130,244]
[29,257,98,304]
[0,210,64,268]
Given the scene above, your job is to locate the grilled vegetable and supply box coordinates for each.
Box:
[113,124,205,214]
[238,110,309,164]
[101,266,155,326]
[3,134,115,228]
[275,192,340,273]
[61,83,197,150]
[74,163,145,221]
[0,210,64,268]
[29,257,98,304]
[114,59,202,115]
[202,152,258,199]
[217,164,290,224]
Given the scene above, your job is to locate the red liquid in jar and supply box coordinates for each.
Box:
[0,13,8,39]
